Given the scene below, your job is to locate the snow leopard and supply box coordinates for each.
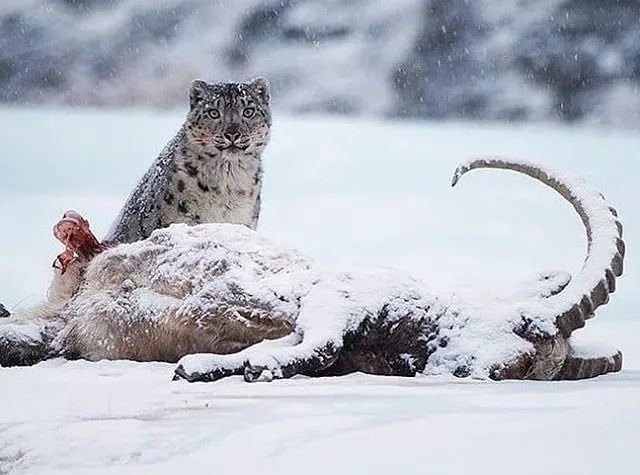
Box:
[0,77,271,327]
[106,77,271,245]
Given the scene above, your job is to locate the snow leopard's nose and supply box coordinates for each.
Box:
[223,128,241,143]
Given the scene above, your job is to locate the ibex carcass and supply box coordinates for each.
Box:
[0,158,626,383]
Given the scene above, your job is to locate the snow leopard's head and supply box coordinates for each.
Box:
[185,77,271,156]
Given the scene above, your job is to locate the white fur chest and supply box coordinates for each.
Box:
[168,153,261,228]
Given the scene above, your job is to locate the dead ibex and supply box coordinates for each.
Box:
[0,158,626,383]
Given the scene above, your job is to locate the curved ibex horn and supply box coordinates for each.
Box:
[452,157,625,339]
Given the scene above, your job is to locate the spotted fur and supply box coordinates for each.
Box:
[106,77,271,245]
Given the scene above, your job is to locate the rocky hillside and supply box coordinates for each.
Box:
[1,0,639,127]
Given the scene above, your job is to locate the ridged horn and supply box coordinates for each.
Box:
[452,157,625,338]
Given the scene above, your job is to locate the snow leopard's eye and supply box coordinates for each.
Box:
[242,107,256,118]
[207,108,221,119]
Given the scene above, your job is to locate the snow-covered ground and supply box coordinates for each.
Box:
[0,108,638,474]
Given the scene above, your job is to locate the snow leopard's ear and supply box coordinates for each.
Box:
[189,79,209,108]
[249,77,270,104]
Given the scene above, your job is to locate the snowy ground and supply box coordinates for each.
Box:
[0,108,638,474]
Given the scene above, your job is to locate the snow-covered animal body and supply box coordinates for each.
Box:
[0,159,626,382]
[107,77,271,245]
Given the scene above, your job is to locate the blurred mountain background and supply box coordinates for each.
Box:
[1,0,639,128]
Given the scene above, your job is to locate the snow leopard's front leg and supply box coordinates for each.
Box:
[174,282,351,383]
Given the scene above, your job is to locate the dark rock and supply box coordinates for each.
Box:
[0,0,639,126]
[392,0,489,119]
[515,0,640,121]
[227,1,293,67]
